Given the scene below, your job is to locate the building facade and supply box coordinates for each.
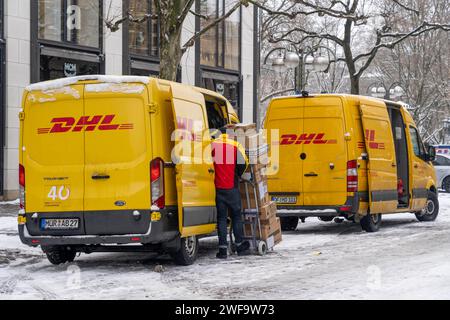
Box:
[0,0,259,200]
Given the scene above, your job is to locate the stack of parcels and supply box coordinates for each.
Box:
[229,123,282,246]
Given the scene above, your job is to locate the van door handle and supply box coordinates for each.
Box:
[304,173,318,177]
[92,174,110,180]
[392,163,397,167]
[208,168,215,174]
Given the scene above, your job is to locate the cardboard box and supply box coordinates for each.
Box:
[255,180,268,202]
[252,166,268,183]
[260,214,277,226]
[229,123,256,131]
[259,201,277,221]
[244,216,281,240]
[273,229,282,245]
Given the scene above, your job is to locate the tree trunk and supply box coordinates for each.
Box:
[159,26,183,81]
[350,75,360,95]
[156,0,186,82]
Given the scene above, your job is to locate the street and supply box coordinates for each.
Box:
[1,194,450,300]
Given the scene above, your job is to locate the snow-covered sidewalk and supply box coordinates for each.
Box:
[1,194,450,300]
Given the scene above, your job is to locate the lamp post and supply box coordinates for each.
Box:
[367,82,406,101]
[444,119,450,144]
[263,46,332,94]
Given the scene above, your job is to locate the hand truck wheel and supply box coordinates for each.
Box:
[257,241,268,256]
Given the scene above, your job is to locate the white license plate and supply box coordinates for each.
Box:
[272,196,298,204]
[40,218,79,230]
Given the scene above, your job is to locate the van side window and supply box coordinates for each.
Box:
[409,126,425,157]
[205,100,227,129]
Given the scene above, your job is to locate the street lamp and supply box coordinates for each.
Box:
[367,82,405,101]
[263,46,334,94]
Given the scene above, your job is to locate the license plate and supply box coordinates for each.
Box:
[271,196,297,204]
[40,218,79,230]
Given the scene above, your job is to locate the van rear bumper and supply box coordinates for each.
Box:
[276,194,361,217]
[18,208,179,247]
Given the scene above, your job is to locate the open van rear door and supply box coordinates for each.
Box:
[360,104,398,213]
[170,83,217,237]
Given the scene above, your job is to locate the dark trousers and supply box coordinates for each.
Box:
[216,188,244,248]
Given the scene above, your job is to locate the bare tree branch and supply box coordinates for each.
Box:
[181,0,249,54]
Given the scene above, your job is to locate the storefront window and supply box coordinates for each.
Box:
[200,0,217,67]
[128,0,159,57]
[66,0,100,47]
[202,76,240,116]
[33,0,103,82]
[200,0,240,71]
[37,0,101,48]
[40,55,100,80]
[38,0,62,42]
[224,10,239,70]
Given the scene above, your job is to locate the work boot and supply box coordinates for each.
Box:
[216,248,228,259]
[237,241,251,256]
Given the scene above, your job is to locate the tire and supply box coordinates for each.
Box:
[443,177,450,193]
[360,213,382,232]
[318,216,334,222]
[415,191,439,222]
[280,217,299,231]
[170,236,199,266]
[42,246,76,265]
[257,241,267,256]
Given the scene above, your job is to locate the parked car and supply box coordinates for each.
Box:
[433,154,450,193]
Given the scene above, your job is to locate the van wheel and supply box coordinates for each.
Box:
[42,246,76,265]
[415,191,439,222]
[443,177,450,193]
[280,217,299,231]
[170,236,198,266]
[360,213,382,232]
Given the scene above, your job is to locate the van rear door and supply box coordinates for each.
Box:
[83,83,151,235]
[170,83,217,237]
[302,97,347,206]
[265,99,304,206]
[360,103,398,213]
[22,85,85,235]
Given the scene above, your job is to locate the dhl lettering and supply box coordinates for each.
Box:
[280,133,337,145]
[38,115,133,134]
[363,130,385,150]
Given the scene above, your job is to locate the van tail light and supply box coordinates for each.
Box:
[150,158,165,209]
[19,164,25,210]
[347,160,358,193]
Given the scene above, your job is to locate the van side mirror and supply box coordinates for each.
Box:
[426,146,436,162]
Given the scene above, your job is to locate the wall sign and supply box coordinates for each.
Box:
[64,62,77,77]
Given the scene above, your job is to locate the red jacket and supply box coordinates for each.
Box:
[212,135,248,190]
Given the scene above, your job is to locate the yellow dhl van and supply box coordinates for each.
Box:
[18,75,238,265]
[264,94,438,232]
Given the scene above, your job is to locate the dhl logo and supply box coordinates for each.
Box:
[358,130,385,150]
[280,133,337,145]
[37,115,134,134]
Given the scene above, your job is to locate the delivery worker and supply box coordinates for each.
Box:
[211,127,250,259]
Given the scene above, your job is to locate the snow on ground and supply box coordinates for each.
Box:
[1,194,450,300]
